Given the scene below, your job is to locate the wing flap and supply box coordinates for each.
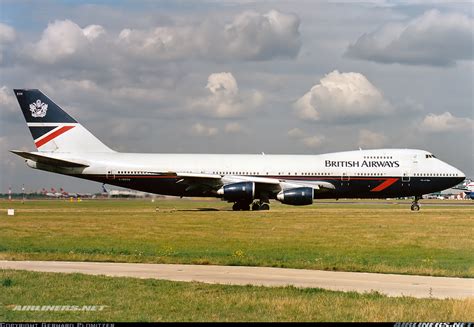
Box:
[281,180,335,192]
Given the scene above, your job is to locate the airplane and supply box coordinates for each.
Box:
[51,187,64,198]
[58,187,93,198]
[457,180,474,200]
[101,184,149,198]
[466,182,474,199]
[11,89,465,211]
[59,187,75,198]
[41,187,65,198]
[41,188,58,198]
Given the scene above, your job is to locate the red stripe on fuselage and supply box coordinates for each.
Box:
[35,126,75,148]
[370,178,399,192]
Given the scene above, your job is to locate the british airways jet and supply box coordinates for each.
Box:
[11,89,465,211]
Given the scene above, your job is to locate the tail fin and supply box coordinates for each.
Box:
[14,89,114,153]
[101,184,109,193]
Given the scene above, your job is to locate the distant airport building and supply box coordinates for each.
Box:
[425,178,472,200]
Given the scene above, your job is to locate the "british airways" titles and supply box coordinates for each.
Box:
[325,160,400,168]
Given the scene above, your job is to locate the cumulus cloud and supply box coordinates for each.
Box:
[116,25,196,61]
[191,72,263,118]
[224,122,244,133]
[287,127,305,138]
[357,129,387,148]
[191,123,218,137]
[0,86,17,112]
[113,9,300,62]
[294,70,392,122]
[0,23,15,43]
[221,10,301,60]
[287,128,325,148]
[301,135,325,148]
[346,9,474,66]
[420,112,473,133]
[26,20,106,64]
[0,86,19,121]
[0,23,16,63]
[17,10,300,70]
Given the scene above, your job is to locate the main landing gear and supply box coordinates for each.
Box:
[232,200,270,211]
[232,201,250,211]
[411,196,421,211]
[254,201,270,211]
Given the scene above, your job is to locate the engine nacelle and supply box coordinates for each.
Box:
[26,159,37,169]
[217,181,255,202]
[277,187,313,205]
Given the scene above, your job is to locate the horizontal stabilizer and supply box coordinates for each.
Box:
[10,150,89,168]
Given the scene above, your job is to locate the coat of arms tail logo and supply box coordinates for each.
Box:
[29,99,48,118]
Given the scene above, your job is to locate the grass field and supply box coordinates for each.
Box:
[1,199,473,277]
[1,269,473,322]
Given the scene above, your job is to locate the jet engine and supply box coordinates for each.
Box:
[217,181,255,202]
[276,187,313,205]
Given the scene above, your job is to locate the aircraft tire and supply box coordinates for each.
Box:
[233,202,251,211]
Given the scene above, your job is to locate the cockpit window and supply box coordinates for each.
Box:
[425,154,437,158]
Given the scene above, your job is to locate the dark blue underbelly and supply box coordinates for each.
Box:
[72,174,464,199]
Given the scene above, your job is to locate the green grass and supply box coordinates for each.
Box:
[1,270,472,322]
[0,199,473,277]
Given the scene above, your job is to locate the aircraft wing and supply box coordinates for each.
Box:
[172,172,335,196]
[10,150,89,168]
[174,172,223,195]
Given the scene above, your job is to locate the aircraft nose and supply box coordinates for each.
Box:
[455,175,466,184]
[449,165,465,184]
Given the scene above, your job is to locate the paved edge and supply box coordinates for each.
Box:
[1,260,473,299]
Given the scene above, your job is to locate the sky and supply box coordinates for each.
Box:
[0,0,472,193]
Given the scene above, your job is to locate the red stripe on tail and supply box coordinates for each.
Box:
[35,126,75,148]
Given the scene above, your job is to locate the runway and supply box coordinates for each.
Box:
[1,260,472,299]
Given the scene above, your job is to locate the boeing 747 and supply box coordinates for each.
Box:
[11,89,465,211]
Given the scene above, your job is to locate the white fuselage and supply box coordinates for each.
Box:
[42,148,463,179]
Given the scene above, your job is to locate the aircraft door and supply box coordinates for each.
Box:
[106,168,115,180]
[402,153,417,184]
[402,173,410,183]
[341,172,350,182]
[341,172,350,189]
